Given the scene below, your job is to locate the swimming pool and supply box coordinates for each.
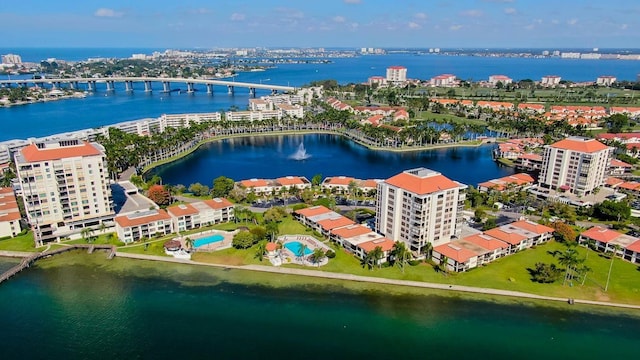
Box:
[284,241,313,256]
[194,234,225,248]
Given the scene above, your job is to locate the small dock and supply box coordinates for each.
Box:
[0,244,116,285]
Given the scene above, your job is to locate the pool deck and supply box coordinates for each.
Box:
[276,235,331,267]
[179,229,238,252]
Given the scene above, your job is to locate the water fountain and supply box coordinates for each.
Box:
[290,142,311,160]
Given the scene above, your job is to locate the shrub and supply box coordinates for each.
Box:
[325,249,336,258]
[408,260,421,266]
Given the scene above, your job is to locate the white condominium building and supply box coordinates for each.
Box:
[376,168,467,252]
[539,137,612,196]
[15,140,114,245]
[386,66,407,84]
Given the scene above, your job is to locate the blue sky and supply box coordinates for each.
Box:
[1,0,638,48]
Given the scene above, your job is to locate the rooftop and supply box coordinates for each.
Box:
[550,137,610,153]
[385,168,463,195]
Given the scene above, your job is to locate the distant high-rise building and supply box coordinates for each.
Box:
[376,168,467,252]
[15,140,114,245]
[542,50,550,56]
[1,54,22,64]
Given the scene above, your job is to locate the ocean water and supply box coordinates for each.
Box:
[0,253,638,360]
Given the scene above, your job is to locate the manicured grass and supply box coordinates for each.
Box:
[193,235,640,304]
[497,158,515,167]
[65,233,125,246]
[117,236,175,257]
[0,231,41,252]
[192,247,265,266]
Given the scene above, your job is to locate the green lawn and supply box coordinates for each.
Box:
[117,237,173,257]
[189,236,640,305]
[0,232,41,252]
[64,233,125,246]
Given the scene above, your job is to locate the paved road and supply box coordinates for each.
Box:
[116,252,640,311]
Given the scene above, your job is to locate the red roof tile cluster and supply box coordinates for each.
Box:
[0,187,20,222]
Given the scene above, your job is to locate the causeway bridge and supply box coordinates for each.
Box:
[0,77,296,96]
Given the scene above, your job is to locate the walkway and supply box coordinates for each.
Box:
[115,252,640,311]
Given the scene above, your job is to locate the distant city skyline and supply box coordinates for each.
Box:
[1,0,638,48]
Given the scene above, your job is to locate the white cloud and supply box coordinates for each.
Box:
[230,13,246,21]
[94,8,123,18]
[620,24,628,30]
[567,18,578,25]
[461,10,483,17]
[344,0,362,3]
[414,12,428,20]
[504,7,517,15]
[332,16,346,23]
[524,24,535,30]
[408,22,422,29]
[551,19,560,25]
[450,24,463,31]
[350,22,360,30]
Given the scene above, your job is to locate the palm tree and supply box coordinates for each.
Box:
[310,248,326,267]
[439,255,449,273]
[255,241,266,262]
[391,241,411,273]
[297,243,308,261]
[184,237,194,251]
[421,242,433,261]
[80,227,94,243]
[605,244,621,292]
[558,247,582,285]
[369,246,384,269]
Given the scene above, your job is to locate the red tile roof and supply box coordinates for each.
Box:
[325,176,355,186]
[626,240,640,253]
[580,226,623,243]
[550,138,609,153]
[166,203,198,217]
[20,142,102,162]
[240,179,269,188]
[358,237,395,253]
[434,243,478,263]
[317,216,355,231]
[484,228,527,245]
[266,242,278,252]
[203,198,234,210]
[115,209,171,228]
[464,234,508,251]
[330,224,372,238]
[294,205,332,217]
[385,171,461,195]
[610,159,632,168]
[510,220,554,235]
[276,176,306,186]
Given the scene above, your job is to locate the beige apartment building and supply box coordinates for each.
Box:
[15,140,114,245]
[539,137,612,196]
[375,168,467,252]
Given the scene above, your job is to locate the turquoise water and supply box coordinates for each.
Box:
[285,241,313,256]
[0,254,639,359]
[194,234,224,247]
